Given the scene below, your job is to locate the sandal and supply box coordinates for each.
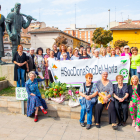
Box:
[112,124,118,130]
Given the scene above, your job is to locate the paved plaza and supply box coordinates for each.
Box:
[0,112,140,140]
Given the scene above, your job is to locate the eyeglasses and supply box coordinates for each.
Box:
[88,78,93,79]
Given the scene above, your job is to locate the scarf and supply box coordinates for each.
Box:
[132,85,140,100]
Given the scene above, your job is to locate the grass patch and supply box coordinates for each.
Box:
[0,86,46,97]
[0,77,6,81]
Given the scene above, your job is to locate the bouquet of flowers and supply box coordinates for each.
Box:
[98,91,108,104]
[45,82,67,98]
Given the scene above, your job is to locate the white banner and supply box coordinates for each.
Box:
[49,56,130,87]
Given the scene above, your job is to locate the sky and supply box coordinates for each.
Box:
[1,0,140,30]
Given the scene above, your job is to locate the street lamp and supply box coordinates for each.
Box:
[108,9,110,30]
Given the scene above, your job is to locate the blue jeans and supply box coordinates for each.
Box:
[131,68,140,82]
[80,103,95,125]
[17,68,25,87]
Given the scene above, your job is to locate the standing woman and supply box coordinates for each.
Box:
[129,75,140,131]
[57,44,70,60]
[13,45,28,87]
[87,46,92,57]
[34,47,46,90]
[120,47,124,54]
[130,47,140,81]
[52,44,59,57]
[79,48,90,59]
[106,46,111,56]
[91,47,96,57]
[26,71,47,122]
[121,46,132,58]
[110,48,119,57]
[115,47,121,56]
[93,49,100,59]
[44,48,50,88]
[79,45,84,56]
[71,49,79,60]
[113,75,129,126]
[67,46,73,59]
[94,70,117,129]
[100,48,109,58]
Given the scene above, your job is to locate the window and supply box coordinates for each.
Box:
[76,31,78,37]
[67,31,68,33]
[88,38,90,43]
[70,31,72,35]
[88,31,90,38]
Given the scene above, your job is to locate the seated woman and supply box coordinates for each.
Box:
[113,75,129,126]
[94,70,117,129]
[79,73,98,129]
[129,75,140,132]
[26,71,47,122]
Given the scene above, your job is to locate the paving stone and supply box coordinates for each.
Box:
[43,134,62,140]
[24,136,42,140]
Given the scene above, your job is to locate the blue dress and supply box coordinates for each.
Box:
[25,78,47,117]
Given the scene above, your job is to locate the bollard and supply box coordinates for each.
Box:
[21,100,25,115]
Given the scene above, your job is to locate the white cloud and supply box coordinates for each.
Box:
[51,0,85,5]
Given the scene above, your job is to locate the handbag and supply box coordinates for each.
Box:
[68,95,80,107]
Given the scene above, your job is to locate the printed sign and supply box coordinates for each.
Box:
[49,56,130,87]
[16,87,28,101]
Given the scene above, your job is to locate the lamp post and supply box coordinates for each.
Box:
[108,9,110,30]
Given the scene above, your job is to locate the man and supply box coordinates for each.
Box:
[0,5,5,64]
[6,3,33,57]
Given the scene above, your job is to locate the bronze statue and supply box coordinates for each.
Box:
[0,5,5,64]
[6,3,36,57]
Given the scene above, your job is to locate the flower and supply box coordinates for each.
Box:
[68,90,72,96]
[75,91,79,94]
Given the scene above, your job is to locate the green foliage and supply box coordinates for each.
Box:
[0,87,15,96]
[92,28,113,47]
[114,40,129,48]
[45,82,67,98]
[0,77,6,81]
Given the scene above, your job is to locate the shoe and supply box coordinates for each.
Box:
[80,123,85,127]
[122,122,126,127]
[86,124,91,130]
[112,124,118,130]
[96,124,100,128]
[34,115,38,122]
[118,122,122,126]
[41,109,48,114]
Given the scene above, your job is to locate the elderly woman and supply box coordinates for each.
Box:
[71,49,79,60]
[91,47,96,57]
[79,73,98,129]
[67,46,73,59]
[79,48,91,59]
[93,49,100,59]
[26,71,47,122]
[57,44,70,60]
[110,48,119,57]
[94,70,117,129]
[13,45,28,87]
[34,47,46,90]
[130,47,140,81]
[129,75,140,131]
[61,53,69,60]
[100,48,109,58]
[113,75,129,126]
[121,46,132,58]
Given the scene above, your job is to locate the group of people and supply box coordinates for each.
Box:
[12,44,140,132]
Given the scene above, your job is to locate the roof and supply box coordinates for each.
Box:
[110,23,140,30]
[29,27,89,44]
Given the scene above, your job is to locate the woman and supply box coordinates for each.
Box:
[100,48,109,58]
[26,71,47,122]
[130,47,140,81]
[79,73,98,129]
[106,46,111,56]
[120,47,124,54]
[44,48,50,88]
[67,46,73,59]
[87,46,92,57]
[79,48,91,59]
[115,47,121,56]
[61,53,69,60]
[129,75,140,131]
[13,45,28,87]
[47,50,57,83]
[121,46,132,58]
[57,44,70,60]
[91,47,96,57]
[94,70,117,129]
[71,49,79,60]
[110,48,119,57]
[79,45,84,56]
[93,49,100,59]
[113,75,129,126]
[52,44,59,57]
[34,47,46,90]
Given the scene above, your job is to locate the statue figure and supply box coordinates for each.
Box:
[6,3,36,57]
[0,5,6,64]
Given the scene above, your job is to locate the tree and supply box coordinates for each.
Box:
[54,36,67,47]
[92,27,113,47]
[114,40,129,48]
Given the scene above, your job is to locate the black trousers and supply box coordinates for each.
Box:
[94,101,116,124]
[48,70,54,83]
[114,99,128,123]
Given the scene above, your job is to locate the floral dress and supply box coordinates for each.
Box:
[44,54,49,79]
[34,55,45,71]
[129,86,140,126]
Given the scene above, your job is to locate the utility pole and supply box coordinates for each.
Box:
[108,9,110,30]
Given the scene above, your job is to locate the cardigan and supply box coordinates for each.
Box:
[57,52,70,60]
[128,84,140,101]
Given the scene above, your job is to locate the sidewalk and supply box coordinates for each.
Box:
[0,112,139,140]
